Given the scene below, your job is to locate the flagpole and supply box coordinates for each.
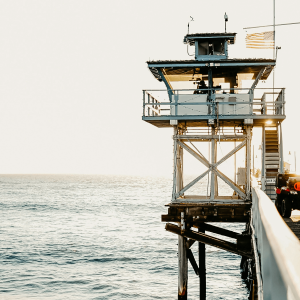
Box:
[273,0,275,59]
[273,0,275,103]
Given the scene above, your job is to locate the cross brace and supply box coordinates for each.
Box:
[175,139,246,199]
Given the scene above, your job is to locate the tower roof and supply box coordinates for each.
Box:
[147,58,275,82]
[184,32,236,45]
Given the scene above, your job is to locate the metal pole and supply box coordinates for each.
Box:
[210,127,217,199]
[273,0,276,103]
[273,0,276,60]
[246,126,252,199]
[172,127,178,201]
[253,144,255,175]
[199,226,206,299]
[279,123,284,173]
[261,125,265,191]
[234,140,236,184]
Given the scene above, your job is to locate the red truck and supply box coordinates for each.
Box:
[275,173,300,218]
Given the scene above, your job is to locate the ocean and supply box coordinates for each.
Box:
[0,175,249,299]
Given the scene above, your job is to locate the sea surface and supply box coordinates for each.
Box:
[0,175,249,299]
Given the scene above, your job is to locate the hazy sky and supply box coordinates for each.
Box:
[0,0,299,175]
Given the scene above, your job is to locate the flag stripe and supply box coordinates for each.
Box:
[245,31,274,49]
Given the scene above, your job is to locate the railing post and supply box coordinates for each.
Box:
[261,124,265,192]
[143,90,145,117]
[279,123,284,173]
[147,93,150,116]
[151,96,154,116]
[283,88,285,116]
[175,91,178,117]
[250,89,253,115]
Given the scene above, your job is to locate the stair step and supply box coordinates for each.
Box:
[265,136,278,139]
[266,165,279,169]
[265,153,279,157]
[265,160,280,164]
[266,172,279,176]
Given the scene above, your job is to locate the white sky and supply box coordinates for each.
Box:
[0,0,299,175]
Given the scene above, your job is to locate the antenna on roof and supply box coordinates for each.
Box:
[188,16,194,34]
[224,13,228,33]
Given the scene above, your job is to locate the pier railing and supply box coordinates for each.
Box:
[143,88,285,118]
[252,187,300,300]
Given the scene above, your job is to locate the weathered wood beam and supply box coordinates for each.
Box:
[193,223,239,239]
[162,215,248,223]
[165,223,252,258]
[186,239,196,249]
[187,249,199,276]
[198,226,206,299]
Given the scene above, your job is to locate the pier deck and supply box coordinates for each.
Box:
[284,211,300,240]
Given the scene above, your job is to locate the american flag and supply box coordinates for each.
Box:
[246,31,274,49]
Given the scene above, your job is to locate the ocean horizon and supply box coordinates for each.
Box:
[0,174,249,299]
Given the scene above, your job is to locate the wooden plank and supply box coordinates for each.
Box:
[284,215,300,240]
[162,214,248,223]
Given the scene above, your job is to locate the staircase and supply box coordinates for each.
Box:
[264,127,280,200]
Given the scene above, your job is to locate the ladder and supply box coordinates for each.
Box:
[263,126,280,200]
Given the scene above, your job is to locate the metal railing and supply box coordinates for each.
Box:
[143,88,285,118]
[252,187,300,300]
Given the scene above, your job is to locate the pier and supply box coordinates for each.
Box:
[142,30,300,299]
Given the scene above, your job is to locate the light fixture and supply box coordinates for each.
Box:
[266,120,273,125]
[224,13,228,33]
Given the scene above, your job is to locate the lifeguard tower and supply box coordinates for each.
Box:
[142,31,285,299]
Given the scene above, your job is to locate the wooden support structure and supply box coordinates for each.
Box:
[176,126,188,300]
[162,203,251,223]
[166,223,252,258]
[142,30,286,298]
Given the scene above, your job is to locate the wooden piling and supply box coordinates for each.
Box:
[178,234,188,299]
[176,126,187,300]
[199,226,206,299]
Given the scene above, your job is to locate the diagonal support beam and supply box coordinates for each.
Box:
[186,239,196,249]
[248,67,266,93]
[177,140,210,168]
[176,168,210,198]
[193,223,239,239]
[214,168,246,199]
[187,249,199,276]
[165,223,252,258]
[214,140,246,168]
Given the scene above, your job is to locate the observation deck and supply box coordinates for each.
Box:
[143,32,285,128]
[143,86,285,127]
